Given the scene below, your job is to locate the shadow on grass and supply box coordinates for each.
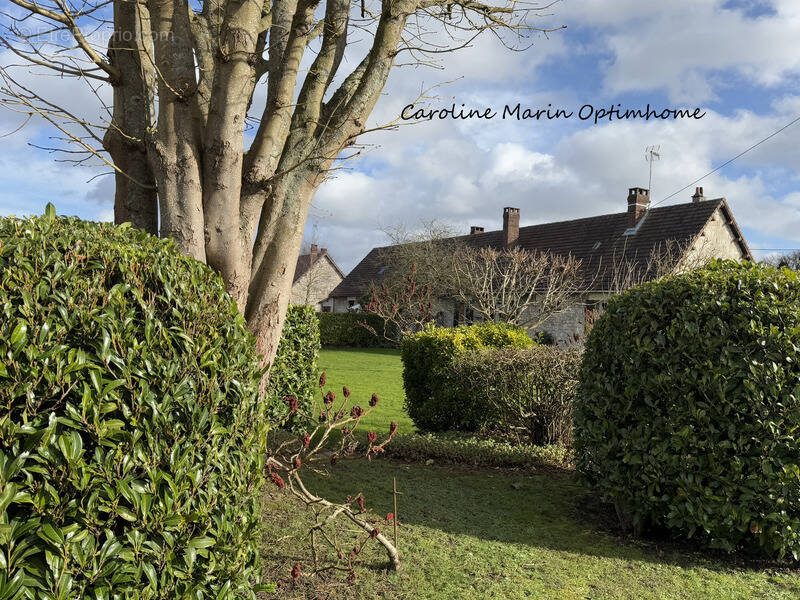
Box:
[299,457,799,577]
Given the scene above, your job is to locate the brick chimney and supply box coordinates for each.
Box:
[691,187,705,203]
[502,207,520,247]
[627,188,650,228]
[470,226,485,235]
[310,244,318,262]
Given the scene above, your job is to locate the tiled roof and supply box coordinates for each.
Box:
[330,199,751,297]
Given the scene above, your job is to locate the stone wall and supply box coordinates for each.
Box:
[529,301,587,343]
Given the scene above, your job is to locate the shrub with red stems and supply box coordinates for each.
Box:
[267,383,402,577]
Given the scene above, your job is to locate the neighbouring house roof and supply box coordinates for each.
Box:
[293,249,346,284]
[330,198,751,297]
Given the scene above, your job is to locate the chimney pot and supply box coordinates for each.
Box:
[470,226,485,235]
[691,187,706,203]
[627,187,650,228]
[310,244,318,261]
[502,207,520,247]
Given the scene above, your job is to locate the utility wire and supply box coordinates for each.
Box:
[651,113,800,208]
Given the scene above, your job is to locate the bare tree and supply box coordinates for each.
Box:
[368,220,587,332]
[766,250,800,270]
[376,218,464,297]
[601,238,714,295]
[450,246,585,329]
[0,0,563,374]
[365,263,433,339]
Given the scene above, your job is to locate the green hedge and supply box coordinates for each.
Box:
[267,304,320,426]
[317,311,397,347]
[386,433,569,469]
[0,207,269,597]
[576,260,800,558]
[450,346,582,444]
[401,322,534,431]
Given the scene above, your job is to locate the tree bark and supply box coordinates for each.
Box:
[147,0,206,262]
[104,0,158,234]
[201,0,264,311]
[245,171,319,379]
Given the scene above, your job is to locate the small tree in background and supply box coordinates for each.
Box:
[766,250,800,270]
[371,219,588,332]
[365,264,434,340]
[449,246,586,329]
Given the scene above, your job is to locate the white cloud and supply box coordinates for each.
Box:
[559,0,800,102]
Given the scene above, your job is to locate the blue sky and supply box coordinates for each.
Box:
[2,0,799,272]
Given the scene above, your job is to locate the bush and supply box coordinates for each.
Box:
[401,322,534,431]
[576,260,800,558]
[317,311,397,347]
[386,433,569,469]
[267,304,320,425]
[450,346,582,445]
[0,208,269,597]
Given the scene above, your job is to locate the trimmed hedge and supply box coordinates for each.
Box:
[386,433,569,469]
[267,304,320,425]
[450,346,582,445]
[576,260,800,558]
[317,311,396,347]
[401,322,534,431]
[0,208,268,597]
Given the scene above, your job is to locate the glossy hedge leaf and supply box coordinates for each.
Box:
[575,260,800,558]
[265,304,321,430]
[0,210,270,598]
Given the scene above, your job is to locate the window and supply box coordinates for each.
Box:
[322,305,332,313]
[348,300,355,308]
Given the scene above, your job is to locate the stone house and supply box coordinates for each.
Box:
[329,187,752,341]
[291,244,345,312]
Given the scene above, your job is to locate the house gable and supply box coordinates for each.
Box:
[291,249,345,309]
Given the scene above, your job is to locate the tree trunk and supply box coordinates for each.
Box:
[104,0,157,234]
[245,172,319,381]
[147,0,206,262]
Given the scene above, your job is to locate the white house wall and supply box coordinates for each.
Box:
[682,206,747,267]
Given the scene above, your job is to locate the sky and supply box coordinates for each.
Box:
[1,0,799,273]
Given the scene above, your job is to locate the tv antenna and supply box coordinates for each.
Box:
[645,145,661,196]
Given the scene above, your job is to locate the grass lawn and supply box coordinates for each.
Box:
[318,347,415,436]
[262,460,800,599]
[263,347,800,598]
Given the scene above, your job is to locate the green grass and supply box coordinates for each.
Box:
[266,347,800,598]
[262,460,800,599]
[318,347,415,436]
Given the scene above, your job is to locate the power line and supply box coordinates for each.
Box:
[651,112,800,208]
